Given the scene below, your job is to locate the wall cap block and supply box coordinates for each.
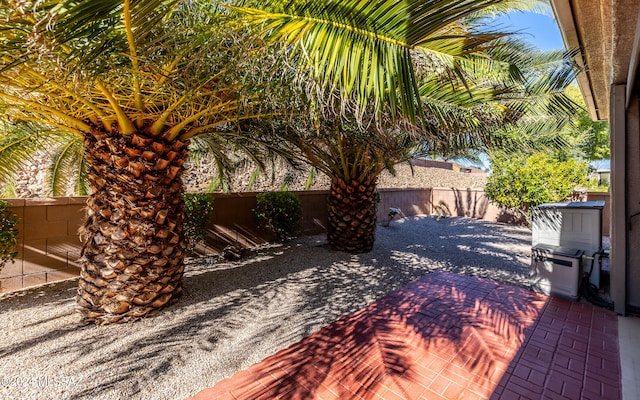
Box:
[25,197,70,206]
[378,188,432,193]
[3,198,26,206]
[431,187,484,191]
[68,197,88,205]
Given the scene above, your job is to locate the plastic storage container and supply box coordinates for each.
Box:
[532,201,604,288]
[531,245,583,300]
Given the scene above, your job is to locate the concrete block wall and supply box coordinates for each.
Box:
[208,189,440,251]
[199,191,331,253]
[377,188,431,222]
[1,197,85,293]
[2,189,606,293]
[0,189,500,293]
[430,187,502,221]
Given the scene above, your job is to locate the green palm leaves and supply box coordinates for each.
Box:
[235,0,516,122]
[232,0,583,188]
[0,122,88,196]
[0,1,246,139]
[0,0,582,197]
[0,0,251,196]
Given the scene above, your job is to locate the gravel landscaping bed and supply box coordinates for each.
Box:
[8,156,485,197]
[0,216,532,400]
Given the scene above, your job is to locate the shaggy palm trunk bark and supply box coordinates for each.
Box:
[327,176,378,253]
[77,129,188,324]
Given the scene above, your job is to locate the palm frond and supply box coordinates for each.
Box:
[49,0,180,71]
[0,121,87,196]
[471,0,553,20]
[234,0,514,121]
[0,122,46,186]
[47,133,87,196]
[188,134,237,193]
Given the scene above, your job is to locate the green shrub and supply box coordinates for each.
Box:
[485,152,588,223]
[254,191,302,242]
[0,200,19,273]
[182,193,215,252]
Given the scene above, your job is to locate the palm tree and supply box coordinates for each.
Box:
[0,1,278,323]
[245,73,519,252]
[0,0,571,323]
[235,1,579,253]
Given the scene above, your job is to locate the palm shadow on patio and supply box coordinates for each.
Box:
[188,271,548,399]
[0,216,540,399]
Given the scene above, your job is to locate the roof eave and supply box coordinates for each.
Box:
[551,0,601,120]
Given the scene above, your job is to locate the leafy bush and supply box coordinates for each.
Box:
[485,152,588,223]
[182,193,215,252]
[254,191,302,242]
[0,200,19,272]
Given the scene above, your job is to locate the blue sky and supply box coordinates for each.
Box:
[459,11,566,170]
[493,11,565,51]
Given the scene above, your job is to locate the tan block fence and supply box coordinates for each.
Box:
[2,197,86,293]
[0,189,609,293]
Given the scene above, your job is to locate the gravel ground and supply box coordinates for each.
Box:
[0,216,532,400]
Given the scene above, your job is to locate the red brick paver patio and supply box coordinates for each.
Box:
[188,271,621,400]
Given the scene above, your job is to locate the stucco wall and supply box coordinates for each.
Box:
[625,97,640,308]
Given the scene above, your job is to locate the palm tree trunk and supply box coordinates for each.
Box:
[77,129,188,324]
[327,177,378,253]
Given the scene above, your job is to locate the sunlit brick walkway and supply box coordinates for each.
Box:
[187,271,621,400]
